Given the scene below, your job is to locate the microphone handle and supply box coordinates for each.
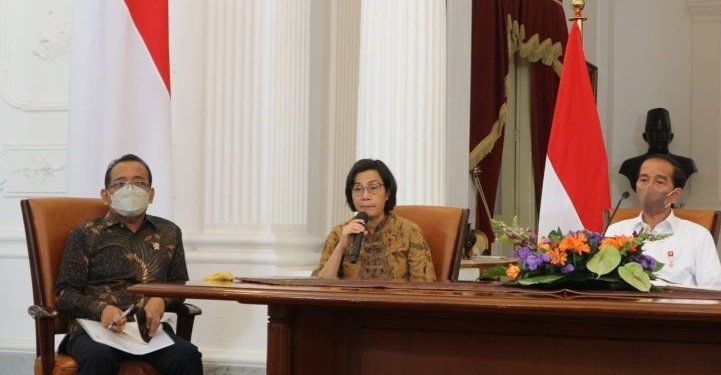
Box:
[348,212,368,264]
[349,233,363,263]
[601,195,626,237]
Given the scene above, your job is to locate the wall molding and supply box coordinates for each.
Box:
[0,143,66,197]
[0,0,71,111]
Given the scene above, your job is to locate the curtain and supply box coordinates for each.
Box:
[468,0,568,241]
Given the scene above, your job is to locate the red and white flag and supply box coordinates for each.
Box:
[537,22,610,235]
[67,0,172,217]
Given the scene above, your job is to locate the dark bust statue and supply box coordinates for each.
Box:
[619,108,697,190]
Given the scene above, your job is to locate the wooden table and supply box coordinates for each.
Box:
[129,279,721,375]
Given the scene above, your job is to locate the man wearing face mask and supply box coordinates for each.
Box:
[606,155,721,289]
[55,154,203,374]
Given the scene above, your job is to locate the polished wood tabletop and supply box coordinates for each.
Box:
[129,278,721,375]
[129,278,721,321]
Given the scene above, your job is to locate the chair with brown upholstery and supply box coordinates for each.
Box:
[392,205,470,282]
[22,197,201,375]
[604,207,721,245]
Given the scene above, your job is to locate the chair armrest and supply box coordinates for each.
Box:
[28,304,58,320]
[27,304,58,370]
[168,303,202,341]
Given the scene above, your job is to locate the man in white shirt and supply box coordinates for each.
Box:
[606,155,721,289]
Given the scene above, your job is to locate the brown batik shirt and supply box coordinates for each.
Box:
[55,211,189,338]
[312,212,436,281]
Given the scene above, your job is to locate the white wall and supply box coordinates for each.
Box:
[2,0,721,368]
[586,0,718,212]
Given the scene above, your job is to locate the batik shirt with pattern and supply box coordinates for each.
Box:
[312,212,436,281]
[55,211,189,337]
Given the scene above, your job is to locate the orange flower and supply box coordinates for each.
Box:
[602,235,638,253]
[506,264,521,281]
[558,232,590,255]
[546,246,568,266]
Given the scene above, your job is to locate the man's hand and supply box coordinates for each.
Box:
[101,305,127,332]
[144,297,166,336]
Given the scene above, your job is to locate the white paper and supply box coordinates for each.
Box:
[652,279,721,291]
[77,318,174,355]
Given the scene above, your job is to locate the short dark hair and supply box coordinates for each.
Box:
[344,159,397,212]
[104,154,153,188]
[641,154,687,188]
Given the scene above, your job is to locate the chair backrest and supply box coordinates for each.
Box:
[604,207,721,245]
[393,205,470,282]
[22,197,108,333]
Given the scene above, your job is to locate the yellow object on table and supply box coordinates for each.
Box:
[203,271,234,282]
[461,256,517,277]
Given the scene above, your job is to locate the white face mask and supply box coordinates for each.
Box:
[110,185,150,217]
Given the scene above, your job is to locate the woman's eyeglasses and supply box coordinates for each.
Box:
[351,182,384,196]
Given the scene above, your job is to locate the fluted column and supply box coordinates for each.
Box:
[327,0,362,225]
[201,0,316,248]
[446,0,473,208]
[273,0,310,231]
[356,0,447,205]
[204,0,275,231]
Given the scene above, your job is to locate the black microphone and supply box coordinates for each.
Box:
[601,191,630,237]
[348,212,369,264]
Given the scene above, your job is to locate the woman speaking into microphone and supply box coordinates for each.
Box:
[312,159,435,281]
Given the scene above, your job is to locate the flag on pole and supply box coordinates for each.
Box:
[537,22,610,235]
[67,0,173,217]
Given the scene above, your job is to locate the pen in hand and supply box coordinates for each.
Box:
[106,306,134,330]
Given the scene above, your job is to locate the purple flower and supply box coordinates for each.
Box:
[524,254,541,270]
[640,255,657,271]
[628,254,658,271]
[513,246,532,262]
[560,264,575,274]
[523,252,549,271]
[586,231,603,247]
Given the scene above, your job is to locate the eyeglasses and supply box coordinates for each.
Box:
[108,180,151,191]
[352,182,384,197]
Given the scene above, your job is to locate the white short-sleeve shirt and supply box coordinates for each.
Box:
[605,210,721,289]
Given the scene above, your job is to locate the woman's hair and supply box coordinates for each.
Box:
[344,159,397,212]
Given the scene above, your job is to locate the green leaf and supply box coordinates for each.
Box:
[517,274,565,285]
[548,229,564,242]
[478,265,509,280]
[618,262,652,292]
[586,245,621,277]
[653,260,664,272]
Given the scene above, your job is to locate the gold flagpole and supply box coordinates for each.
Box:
[570,0,587,36]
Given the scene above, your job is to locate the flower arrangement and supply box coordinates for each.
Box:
[480,217,668,292]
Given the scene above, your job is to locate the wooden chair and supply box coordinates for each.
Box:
[604,207,721,245]
[22,197,202,375]
[393,205,470,282]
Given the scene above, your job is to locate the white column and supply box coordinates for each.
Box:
[446,0,473,209]
[203,0,275,232]
[326,0,362,226]
[356,0,447,205]
[272,0,310,232]
[194,0,321,264]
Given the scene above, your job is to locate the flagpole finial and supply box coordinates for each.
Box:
[569,0,587,33]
